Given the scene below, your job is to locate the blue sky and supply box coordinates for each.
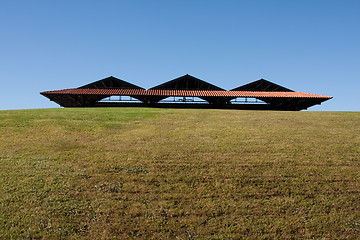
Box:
[1,0,359,111]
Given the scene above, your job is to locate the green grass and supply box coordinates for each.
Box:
[0,108,359,239]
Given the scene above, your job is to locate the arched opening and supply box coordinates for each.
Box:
[98,95,142,103]
[95,95,143,107]
[230,97,267,104]
[158,96,208,104]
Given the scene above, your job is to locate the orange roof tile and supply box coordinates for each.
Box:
[41,88,332,99]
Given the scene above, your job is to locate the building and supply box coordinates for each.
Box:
[40,74,332,111]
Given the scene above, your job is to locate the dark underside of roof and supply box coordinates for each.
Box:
[40,75,332,111]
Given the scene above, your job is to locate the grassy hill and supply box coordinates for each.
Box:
[0,108,359,239]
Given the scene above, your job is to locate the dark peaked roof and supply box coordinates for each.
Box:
[151,74,224,91]
[231,79,293,92]
[79,76,143,89]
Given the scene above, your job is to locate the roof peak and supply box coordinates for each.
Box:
[78,76,143,89]
[151,74,224,90]
[231,79,294,92]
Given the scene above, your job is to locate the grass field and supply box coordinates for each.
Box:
[0,108,359,239]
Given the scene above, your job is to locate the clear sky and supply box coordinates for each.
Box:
[1,0,359,111]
